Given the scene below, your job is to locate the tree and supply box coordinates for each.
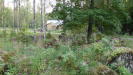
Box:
[51,0,129,42]
[0,0,13,29]
[40,0,47,39]
[17,0,21,31]
[33,0,36,39]
[0,0,5,29]
[87,0,95,43]
[43,0,47,39]
[1,0,4,30]
[13,0,17,31]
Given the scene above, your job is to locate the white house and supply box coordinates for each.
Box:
[46,20,63,30]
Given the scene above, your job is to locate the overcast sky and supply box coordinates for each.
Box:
[4,0,56,13]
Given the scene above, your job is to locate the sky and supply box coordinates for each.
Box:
[4,0,56,13]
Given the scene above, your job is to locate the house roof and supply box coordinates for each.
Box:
[47,20,63,26]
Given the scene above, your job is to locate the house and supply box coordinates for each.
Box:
[46,20,63,30]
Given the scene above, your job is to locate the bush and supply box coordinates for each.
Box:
[118,66,132,75]
[0,30,8,38]
[46,32,53,39]
[15,31,34,44]
[95,64,118,75]
[10,30,17,38]
[1,36,132,75]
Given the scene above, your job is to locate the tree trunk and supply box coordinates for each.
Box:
[107,0,110,8]
[40,0,47,40]
[16,0,19,32]
[62,0,66,32]
[26,0,29,29]
[87,0,94,43]
[18,0,20,30]
[43,0,47,39]
[2,0,5,31]
[13,0,16,32]
[63,0,65,4]
[33,0,36,40]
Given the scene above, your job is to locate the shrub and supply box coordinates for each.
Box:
[15,31,34,44]
[46,32,53,39]
[95,64,118,75]
[118,66,132,75]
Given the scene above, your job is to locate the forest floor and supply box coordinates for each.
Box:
[0,32,133,75]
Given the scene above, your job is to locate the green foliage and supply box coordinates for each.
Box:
[10,30,17,38]
[118,66,133,75]
[51,0,131,34]
[15,28,33,44]
[0,8,13,27]
[46,32,53,39]
[0,30,8,38]
[71,34,86,46]
[107,47,133,63]
[88,37,112,62]
[0,35,132,75]
[1,0,133,75]
[95,64,118,75]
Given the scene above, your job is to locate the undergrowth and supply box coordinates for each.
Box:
[0,34,133,75]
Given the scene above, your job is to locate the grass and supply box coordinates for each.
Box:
[0,32,133,75]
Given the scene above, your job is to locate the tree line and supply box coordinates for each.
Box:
[1,0,133,42]
[0,0,48,39]
[51,0,133,43]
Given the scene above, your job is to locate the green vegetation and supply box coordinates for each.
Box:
[0,34,133,75]
[0,0,133,75]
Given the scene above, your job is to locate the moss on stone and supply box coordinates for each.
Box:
[108,47,133,63]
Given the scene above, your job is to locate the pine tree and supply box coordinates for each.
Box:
[87,0,95,43]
